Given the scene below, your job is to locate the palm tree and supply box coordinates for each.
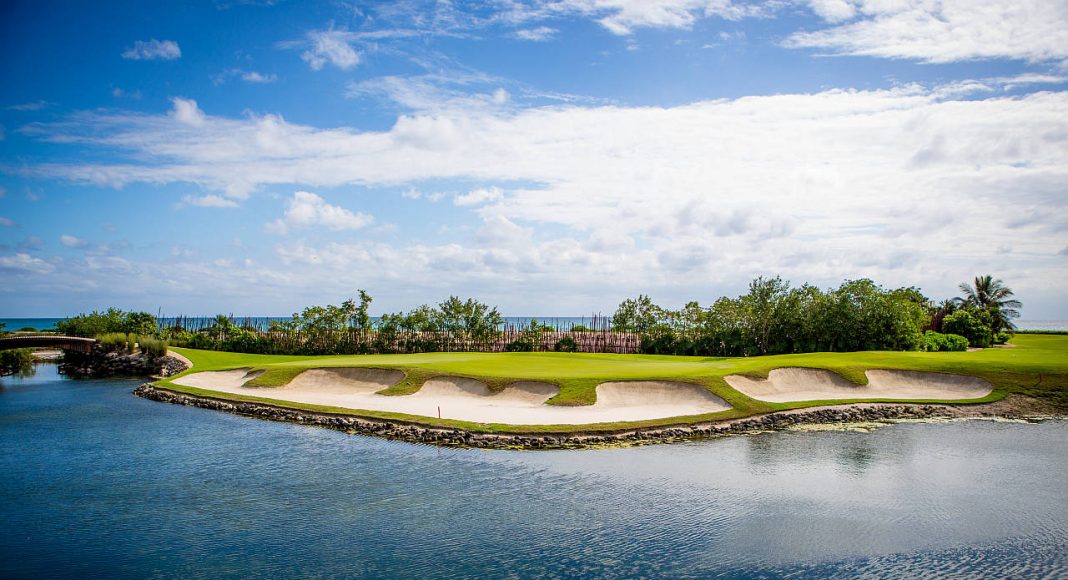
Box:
[956,275,1022,332]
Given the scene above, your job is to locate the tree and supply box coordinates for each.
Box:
[740,276,790,355]
[956,275,1022,333]
[436,296,503,345]
[611,295,660,333]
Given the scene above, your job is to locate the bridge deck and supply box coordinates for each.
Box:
[0,336,97,353]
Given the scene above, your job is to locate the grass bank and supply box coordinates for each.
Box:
[156,334,1067,434]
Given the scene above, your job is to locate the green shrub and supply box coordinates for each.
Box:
[57,308,158,338]
[504,339,535,352]
[994,331,1012,345]
[0,348,34,376]
[96,332,132,353]
[570,325,591,332]
[553,337,578,352]
[942,309,993,348]
[16,326,38,332]
[922,331,968,352]
[139,336,169,359]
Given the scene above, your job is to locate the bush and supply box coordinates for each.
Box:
[553,337,578,352]
[139,336,169,359]
[96,332,132,353]
[922,331,969,352]
[58,308,158,338]
[0,348,34,376]
[942,309,993,348]
[994,331,1012,345]
[504,339,535,352]
[570,325,590,332]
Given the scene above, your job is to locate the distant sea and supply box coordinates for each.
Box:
[3,317,1066,332]
[0,316,603,332]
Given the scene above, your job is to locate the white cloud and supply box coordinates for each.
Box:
[515,26,558,41]
[346,72,515,113]
[0,253,55,274]
[0,217,12,226]
[266,191,373,234]
[170,97,205,127]
[60,234,88,248]
[19,83,1068,314]
[111,87,142,99]
[454,186,503,206]
[7,100,51,111]
[241,71,277,83]
[300,29,360,70]
[806,0,856,23]
[213,69,279,85]
[182,194,239,208]
[787,0,1068,63]
[500,0,773,35]
[121,39,181,61]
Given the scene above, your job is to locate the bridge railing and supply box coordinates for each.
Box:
[0,335,97,353]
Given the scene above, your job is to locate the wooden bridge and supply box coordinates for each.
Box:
[0,335,96,353]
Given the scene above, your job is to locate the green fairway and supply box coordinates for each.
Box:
[159,334,1068,433]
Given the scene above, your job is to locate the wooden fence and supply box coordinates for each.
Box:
[160,316,644,355]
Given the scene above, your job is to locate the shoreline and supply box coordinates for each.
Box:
[133,384,1058,449]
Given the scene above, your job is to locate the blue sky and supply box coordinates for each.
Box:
[1,0,1066,318]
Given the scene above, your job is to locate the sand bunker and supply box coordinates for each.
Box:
[171,368,730,424]
[173,368,264,390]
[286,368,405,393]
[724,368,992,403]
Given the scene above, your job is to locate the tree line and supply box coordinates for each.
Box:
[609,275,1018,356]
[49,274,1021,357]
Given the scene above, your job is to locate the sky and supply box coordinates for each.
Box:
[0,0,1066,319]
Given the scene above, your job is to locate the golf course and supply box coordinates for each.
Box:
[149,334,1068,435]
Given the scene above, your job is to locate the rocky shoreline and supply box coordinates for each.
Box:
[60,350,188,379]
[133,384,1050,449]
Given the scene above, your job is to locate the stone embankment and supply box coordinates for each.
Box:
[61,349,189,379]
[133,384,970,449]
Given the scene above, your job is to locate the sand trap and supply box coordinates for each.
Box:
[170,368,731,424]
[173,368,264,390]
[724,368,992,403]
[286,368,405,393]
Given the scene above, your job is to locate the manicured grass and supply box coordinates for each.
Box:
[159,334,1068,433]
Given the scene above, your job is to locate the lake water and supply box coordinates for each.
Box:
[2,365,1066,578]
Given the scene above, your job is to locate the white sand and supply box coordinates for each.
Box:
[173,368,264,390]
[724,368,992,403]
[172,368,731,424]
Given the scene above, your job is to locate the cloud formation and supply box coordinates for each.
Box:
[60,234,88,248]
[182,194,238,208]
[15,81,1068,312]
[265,191,374,234]
[0,253,55,274]
[121,39,181,60]
[787,0,1068,63]
[299,29,360,70]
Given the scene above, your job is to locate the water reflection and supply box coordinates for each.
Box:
[1,367,1066,578]
[744,427,914,478]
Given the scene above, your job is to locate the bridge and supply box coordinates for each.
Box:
[0,335,96,353]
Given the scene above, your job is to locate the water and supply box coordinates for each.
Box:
[1016,320,1068,331]
[2,366,1067,578]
